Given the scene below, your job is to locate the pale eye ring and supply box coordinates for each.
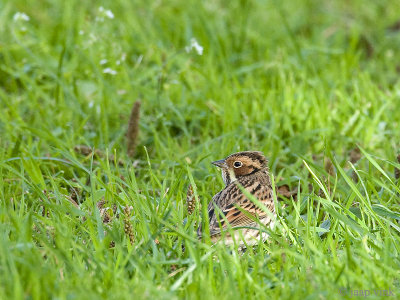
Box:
[233,161,242,168]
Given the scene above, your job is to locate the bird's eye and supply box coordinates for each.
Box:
[233,161,242,168]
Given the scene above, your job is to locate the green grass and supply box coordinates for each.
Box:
[1,0,400,299]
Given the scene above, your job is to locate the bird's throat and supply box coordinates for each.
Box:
[228,169,237,182]
[222,169,237,185]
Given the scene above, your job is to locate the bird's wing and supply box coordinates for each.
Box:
[197,191,222,237]
[207,178,274,236]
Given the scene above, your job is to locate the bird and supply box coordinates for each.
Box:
[196,151,275,246]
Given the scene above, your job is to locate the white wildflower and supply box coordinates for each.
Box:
[98,6,114,19]
[105,10,114,19]
[99,59,108,65]
[103,68,117,75]
[185,38,203,55]
[13,12,30,22]
[79,30,84,35]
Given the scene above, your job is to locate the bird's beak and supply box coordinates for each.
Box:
[211,159,227,168]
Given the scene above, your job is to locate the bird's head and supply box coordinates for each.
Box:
[212,151,268,185]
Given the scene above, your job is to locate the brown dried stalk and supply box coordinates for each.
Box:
[97,199,112,224]
[349,147,361,164]
[123,206,135,245]
[186,185,196,215]
[324,159,335,176]
[349,147,361,182]
[127,100,141,158]
[395,154,400,180]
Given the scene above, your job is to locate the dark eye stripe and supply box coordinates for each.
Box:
[248,165,261,175]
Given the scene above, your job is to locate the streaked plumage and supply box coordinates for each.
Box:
[198,151,275,246]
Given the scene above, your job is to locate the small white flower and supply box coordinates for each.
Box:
[185,38,203,55]
[105,10,114,19]
[99,59,108,65]
[13,12,30,22]
[98,6,114,19]
[79,30,84,35]
[103,68,117,75]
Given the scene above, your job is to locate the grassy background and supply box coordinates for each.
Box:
[1,0,400,298]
